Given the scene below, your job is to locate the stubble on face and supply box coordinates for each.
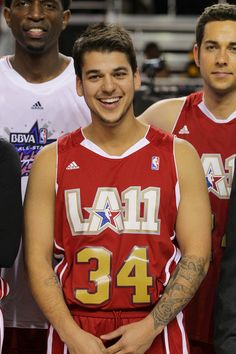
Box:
[198,21,236,96]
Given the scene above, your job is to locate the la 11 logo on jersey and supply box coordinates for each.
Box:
[201,154,235,199]
[65,187,161,235]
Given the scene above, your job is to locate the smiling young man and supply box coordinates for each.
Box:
[138,4,236,354]
[24,23,211,354]
[0,1,90,353]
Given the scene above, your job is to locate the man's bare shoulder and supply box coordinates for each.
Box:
[29,142,57,183]
[34,141,56,163]
[138,97,186,133]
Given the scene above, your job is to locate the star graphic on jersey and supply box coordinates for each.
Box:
[9,122,55,177]
[95,203,121,229]
[206,167,214,189]
[206,167,223,193]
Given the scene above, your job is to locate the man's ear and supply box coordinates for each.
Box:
[134,69,141,91]
[3,7,11,29]
[62,10,70,31]
[193,44,200,67]
[76,76,84,97]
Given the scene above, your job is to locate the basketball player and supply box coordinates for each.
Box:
[138,3,236,353]
[0,1,90,353]
[24,23,211,354]
[214,158,236,354]
[0,139,21,353]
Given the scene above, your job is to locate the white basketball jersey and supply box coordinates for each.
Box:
[0,55,91,328]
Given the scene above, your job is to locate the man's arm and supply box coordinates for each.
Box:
[102,138,211,354]
[138,97,186,132]
[0,139,21,267]
[150,139,211,329]
[214,159,236,354]
[24,143,106,354]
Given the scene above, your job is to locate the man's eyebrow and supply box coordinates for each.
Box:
[85,67,129,75]
[204,40,218,44]
[204,40,236,46]
[113,66,129,71]
[85,70,101,75]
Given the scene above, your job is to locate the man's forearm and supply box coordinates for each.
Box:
[151,255,209,330]
[27,262,107,353]
[27,261,79,341]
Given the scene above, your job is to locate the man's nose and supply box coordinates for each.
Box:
[27,1,45,21]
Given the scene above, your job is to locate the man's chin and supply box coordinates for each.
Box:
[25,44,47,55]
[100,116,123,126]
[212,85,236,96]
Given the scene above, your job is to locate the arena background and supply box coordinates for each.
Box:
[1,0,235,113]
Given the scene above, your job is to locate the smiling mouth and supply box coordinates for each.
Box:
[212,71,232,75]
[25,28,46,38]
[99,97,121,104]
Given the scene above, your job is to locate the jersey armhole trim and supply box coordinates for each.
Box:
[173,136,180,210]
[171,97,187,134]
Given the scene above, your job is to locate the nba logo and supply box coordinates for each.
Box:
[39,128,48,144]
[151,156,160,170]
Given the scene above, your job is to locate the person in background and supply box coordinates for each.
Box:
[138,3,236,354]
[0,1,90,353]
[142,41,169,78]
[215,159,236,354]
[0,2,14,57]
[24,22,211,354]
[0,139,21,354]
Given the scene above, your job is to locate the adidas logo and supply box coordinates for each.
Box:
[66,161,80,170]
[31,101,44,110]
[178,125,189,134]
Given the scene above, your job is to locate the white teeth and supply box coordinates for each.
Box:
[100,97,119,104]
[29,28,43,33]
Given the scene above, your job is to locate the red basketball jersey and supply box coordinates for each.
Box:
[0,275,9,351]
[53,126,189,353]
[0,275,9,301]
[173,91,236,343]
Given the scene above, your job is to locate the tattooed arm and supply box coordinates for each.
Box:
[24,143,106,354]
[102,138,211,354]
[151,255,206,330]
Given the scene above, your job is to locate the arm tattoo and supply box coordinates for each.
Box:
[151,255,207,330]
[44,274,61,287]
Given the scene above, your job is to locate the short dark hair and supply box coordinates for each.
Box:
[196,3,236,48]
[73,22,138,79]
[4,0,71,10]
[144,42,161,59]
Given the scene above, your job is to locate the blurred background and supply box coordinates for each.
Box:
[1,0,235,113]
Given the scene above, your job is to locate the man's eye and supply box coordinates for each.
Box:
[18,0,30,6]
[43,1,56,9]
[206,45,216,51]
[88,75,100,81]
[115,72,126,78]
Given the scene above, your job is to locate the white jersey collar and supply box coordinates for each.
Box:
[198,97,236,123]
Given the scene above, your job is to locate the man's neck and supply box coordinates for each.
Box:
[83,118,149,156]
[10,47,70,83]
[203,86,236,119]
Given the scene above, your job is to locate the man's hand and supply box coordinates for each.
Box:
[66,327,106,354]
[101,315,160,354]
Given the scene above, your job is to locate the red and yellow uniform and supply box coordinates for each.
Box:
[48,126,189,354]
